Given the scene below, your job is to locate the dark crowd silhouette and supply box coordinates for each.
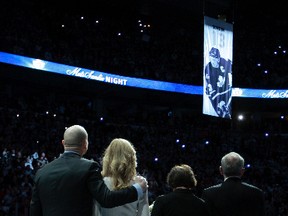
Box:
[1,0,288,215]
[1,81,288,215]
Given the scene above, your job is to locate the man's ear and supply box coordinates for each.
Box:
[79,140,88,156]
[219,166,224,175]
[240,167,245,176]
[82,140,88,150]
[62,140,65,146]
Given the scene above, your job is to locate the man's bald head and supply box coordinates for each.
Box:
[62,125,88,154]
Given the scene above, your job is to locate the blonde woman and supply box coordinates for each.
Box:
[94,138,150,216]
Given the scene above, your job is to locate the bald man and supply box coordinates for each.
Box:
[30,125,147,216]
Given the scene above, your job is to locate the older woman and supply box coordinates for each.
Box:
[151,164,208,216]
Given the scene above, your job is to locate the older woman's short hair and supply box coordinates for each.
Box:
[167,164,197,189]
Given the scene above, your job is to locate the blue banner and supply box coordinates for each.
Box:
[0,51,288,99]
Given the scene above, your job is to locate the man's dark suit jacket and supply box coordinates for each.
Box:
[29,152,138,216]
[201,177,265,216]
[151,189,209,216]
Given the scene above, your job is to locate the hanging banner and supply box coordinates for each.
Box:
[203,16,233,119]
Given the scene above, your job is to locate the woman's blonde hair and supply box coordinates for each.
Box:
[101,138,137,190]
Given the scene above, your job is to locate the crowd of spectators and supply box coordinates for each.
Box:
[1,80,288,215]
[1,1,288,215]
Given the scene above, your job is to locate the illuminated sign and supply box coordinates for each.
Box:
[0,51,287,99]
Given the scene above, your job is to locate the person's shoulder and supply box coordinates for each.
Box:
[80,157,101,169]
[38,157,58,168]
[194,195,206,204]
[154,194,166,203]
[80,157,100,165]
[203,183,222,191]
[220,58,232,68]
[241,182,263,192]
[156,194,165,199]
[103,177,113,189]
[156,190,189,201]
[80,157,94,163]
[34,158,57,175]
[220,57,231,63]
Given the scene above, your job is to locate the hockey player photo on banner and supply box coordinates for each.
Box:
[203,16,233,119]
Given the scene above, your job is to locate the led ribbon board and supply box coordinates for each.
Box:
[0,51,287,99]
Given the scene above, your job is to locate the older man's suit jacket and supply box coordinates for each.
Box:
[29,152,138,216]
[201,177,265,216]
[151,189,209,216]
